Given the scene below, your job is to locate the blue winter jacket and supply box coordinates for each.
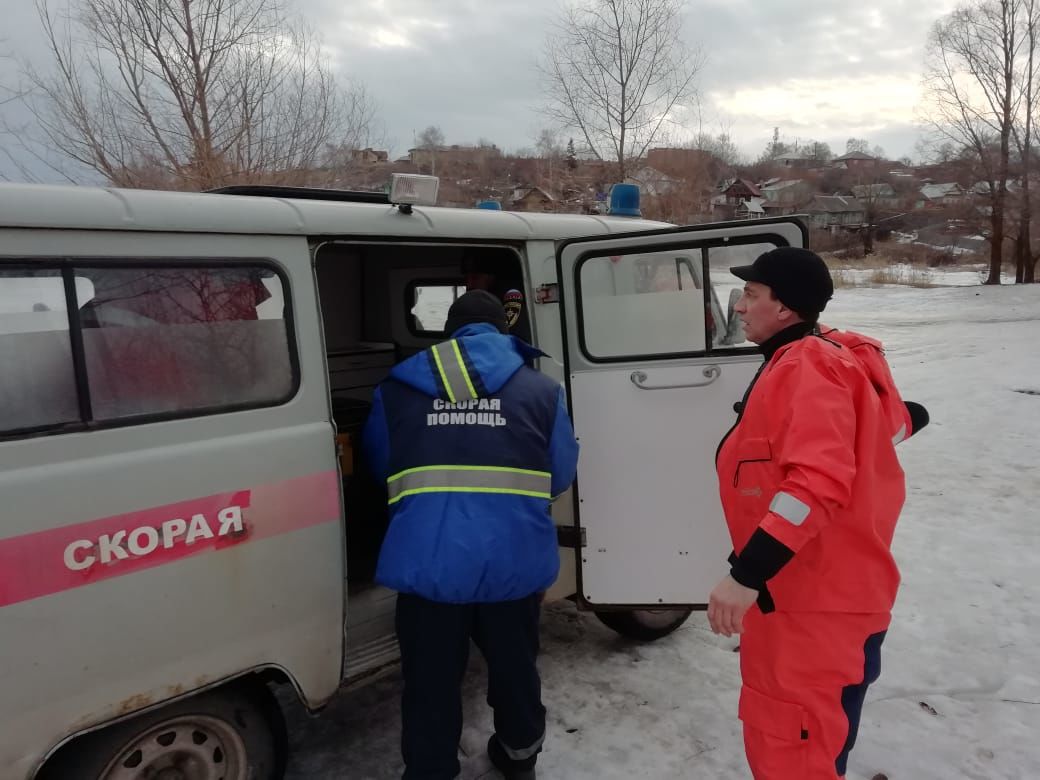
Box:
[362,322,579,603]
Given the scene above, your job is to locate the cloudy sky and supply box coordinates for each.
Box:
[0,0,960,181]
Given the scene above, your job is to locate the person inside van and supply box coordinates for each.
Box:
[363,290,579,780]
[461,253,532,343]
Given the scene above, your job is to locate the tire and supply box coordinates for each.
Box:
[39,681,285,780]
[594,607,693,641]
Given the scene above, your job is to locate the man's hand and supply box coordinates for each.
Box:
[707,575,759,637]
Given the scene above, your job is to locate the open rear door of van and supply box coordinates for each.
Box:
[556,217,807,609]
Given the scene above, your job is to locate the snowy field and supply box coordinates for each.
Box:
[283,276,1040,780]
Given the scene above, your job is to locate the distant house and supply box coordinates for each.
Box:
[735,197,767,220]
[919,182,965,207]
[510,186,556,212]
[772,154,817,169]
[969,179,1022,196]
[711,178,762,220]
[760,179,814,215]
[349,148,389,164]
[807,195,866,229]
[851,183,901,208]
[832,151,880,170]
[626,166,681,197]
[645,147,726,180]
[408,144,502,170]
[723,178,762,199]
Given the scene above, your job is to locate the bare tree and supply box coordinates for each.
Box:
[0,45,20,179]
[922,0,1026,284]
[639,175,711,224]
[540,0,704,180]
[804,140,833,163]
[692,131,743,166]
[850,161,892,255]
[0,43,36,181]
[17,0,378,189]
[756,127,791,164]
[0,45,24,108]
[534,127,564,160]
[1011,0,1040,282]
[533,127,565,195]
[312,86,388,189]
[417,125,445,150]
[846,138,871,155]
[413,125,445,175]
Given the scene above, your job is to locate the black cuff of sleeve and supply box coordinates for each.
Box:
[905,401,929,436]
[729,529,795,591]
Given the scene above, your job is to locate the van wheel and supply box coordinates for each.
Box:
[594,608,693,641]
[38,682,285,780]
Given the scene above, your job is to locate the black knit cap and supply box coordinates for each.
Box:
[730,246,834,317]
[444,289,508,335]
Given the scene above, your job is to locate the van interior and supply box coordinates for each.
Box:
[312,242,526,593]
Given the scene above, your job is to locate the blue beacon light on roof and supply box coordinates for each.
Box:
[608,183,641,217]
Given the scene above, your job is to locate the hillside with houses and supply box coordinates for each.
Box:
[337,142,1005,263]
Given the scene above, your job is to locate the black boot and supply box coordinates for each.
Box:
[487,735,537,780]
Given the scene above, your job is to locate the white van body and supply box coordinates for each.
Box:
[0,182,807,778]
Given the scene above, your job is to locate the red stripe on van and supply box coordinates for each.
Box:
[0,470,341,608]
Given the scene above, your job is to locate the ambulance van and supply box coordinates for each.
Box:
[0,175,807,778]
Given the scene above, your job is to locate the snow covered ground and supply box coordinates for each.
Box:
[282,278,1040,780]
[829,262,1016,289]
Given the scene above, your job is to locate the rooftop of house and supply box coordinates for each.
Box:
[834,151,878,162]
[920,183,964,199]
[737,197,766,214]
[761,178,805,191]
[851,183,898,198]
[724,177,763,197]
[809,195,865,213]
[511,186,556,202]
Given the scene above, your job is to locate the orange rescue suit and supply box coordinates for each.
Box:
[716,328,909,779]
[717,333,906,614]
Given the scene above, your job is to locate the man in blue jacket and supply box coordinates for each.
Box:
[364,290,579,780]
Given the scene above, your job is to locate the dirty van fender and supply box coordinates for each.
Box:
[31,666,307,780]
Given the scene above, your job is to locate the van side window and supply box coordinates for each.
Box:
[409,283,466,335]
[0,262,294,437]
[578,252,709,359]
[0,268,81,432]
[576,241,775,360]
[77,267,293,420]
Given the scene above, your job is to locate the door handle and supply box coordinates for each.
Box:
[630,365,721,390]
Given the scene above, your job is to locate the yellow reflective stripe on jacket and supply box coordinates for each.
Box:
[387,465,552,505]
[451,339,479,399]
[431,340,477,403]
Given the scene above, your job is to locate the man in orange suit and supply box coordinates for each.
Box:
[710,247,928,779]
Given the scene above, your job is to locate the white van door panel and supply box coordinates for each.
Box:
[556,218,807,608]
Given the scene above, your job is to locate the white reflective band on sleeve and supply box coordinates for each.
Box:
[769,491,811,526]
[892,424,908,445]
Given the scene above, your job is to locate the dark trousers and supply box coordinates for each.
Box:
[395,592,546,780]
